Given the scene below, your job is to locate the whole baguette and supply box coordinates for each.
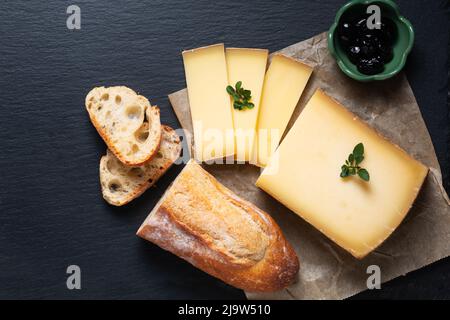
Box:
[137,159,299,292]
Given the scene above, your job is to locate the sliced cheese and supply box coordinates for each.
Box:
[182,44,234,162]
[226,48,268,162]
[253,54,313,167]
[256,89,428,259]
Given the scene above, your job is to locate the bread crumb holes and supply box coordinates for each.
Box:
[128,167,144,178]
[125,105,141,120]
[135,128,149,142]
[131,144,139,154]
[108,180,122,193]
[106,159,114,172]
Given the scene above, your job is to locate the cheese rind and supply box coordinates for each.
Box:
[253,54,313,167]
[226,48,268,162]
[256,90,428,259]
[182,44,234,162]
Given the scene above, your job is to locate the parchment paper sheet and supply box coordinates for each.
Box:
[169,32,450,300]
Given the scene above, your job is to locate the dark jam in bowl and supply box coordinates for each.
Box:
[337,11,397,75]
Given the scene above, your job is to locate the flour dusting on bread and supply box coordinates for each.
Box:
[137,160,299,292]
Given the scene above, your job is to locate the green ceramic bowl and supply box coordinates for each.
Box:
[328,0,414,82]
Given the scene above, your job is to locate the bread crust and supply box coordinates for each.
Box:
[86,86,162,166]
[100,125,182,206]
[91,107,162,166]
[137,160,299,292]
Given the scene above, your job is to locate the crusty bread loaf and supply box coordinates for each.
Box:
[100,125,182,206]
[136,159,299,292]
[86,86,161,166]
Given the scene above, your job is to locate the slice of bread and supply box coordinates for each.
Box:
[100,125,182,206]
[86,86,162,166]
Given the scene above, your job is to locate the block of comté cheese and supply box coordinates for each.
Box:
[225,48,268,162]
[182,44,234,162]
[253,54,313,167]
[256,90,428,259]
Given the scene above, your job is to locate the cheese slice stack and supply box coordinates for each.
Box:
[256,90,428,259]
[253,54,313,167]
[226,48,268,162]
[182,44,234,162]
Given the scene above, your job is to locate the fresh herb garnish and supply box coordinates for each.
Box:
[340,143,370,181]
[226,81,254,111]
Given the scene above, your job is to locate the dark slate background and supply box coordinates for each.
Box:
[0,0,448,299]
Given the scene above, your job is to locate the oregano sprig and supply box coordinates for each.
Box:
[340,143,370,181]
[226,81,254,111]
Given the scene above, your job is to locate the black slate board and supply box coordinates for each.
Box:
[0,0,448,299]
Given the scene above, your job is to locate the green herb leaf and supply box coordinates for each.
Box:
[226,86,235,95]
[348,153,354,164]
[233,101,243,110]
[340,165,349,177]
[353,143,364,158]
[226,81,253,111]
[354,154,364,165]
[357,168,370,181]
[340,143,370,182]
